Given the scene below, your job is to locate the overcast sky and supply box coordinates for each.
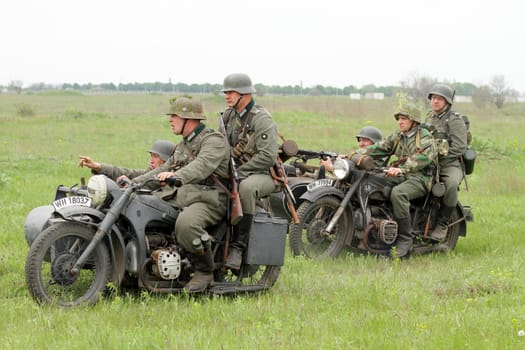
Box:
[2,0,524,93]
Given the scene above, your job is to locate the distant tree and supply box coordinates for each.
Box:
[254,84,267,96]
[472,85,492,108]
[451,82,478,96]
[8,80,23,94]
[490,75,511,109]
[399,74,436,104]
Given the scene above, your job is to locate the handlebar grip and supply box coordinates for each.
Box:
[165,177,183,187]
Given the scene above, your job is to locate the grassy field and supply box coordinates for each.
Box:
[1,92,525,349]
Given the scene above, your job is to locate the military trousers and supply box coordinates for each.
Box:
[239,173,278,215]
[175,199,226,254]
[390,177,428,219]
[438,163,463,208]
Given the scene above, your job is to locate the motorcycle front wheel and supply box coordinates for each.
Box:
[25,222,110,307]
[289,196,351,259]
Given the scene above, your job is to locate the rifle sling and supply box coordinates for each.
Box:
[209,174,233,199]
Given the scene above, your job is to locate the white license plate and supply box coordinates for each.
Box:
[307,178,334,192]
[52,196,92,211]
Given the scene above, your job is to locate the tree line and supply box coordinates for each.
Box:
[3,74,519,109]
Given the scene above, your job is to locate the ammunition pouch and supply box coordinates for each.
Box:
[232,138,248,159]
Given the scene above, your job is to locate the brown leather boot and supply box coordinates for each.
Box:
[186,248,214,293]
[429,205,455,242]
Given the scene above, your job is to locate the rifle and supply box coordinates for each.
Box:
[218,115,243,225]
[296,149,338,161]
[389,143,432,168]
[270,155,300,224]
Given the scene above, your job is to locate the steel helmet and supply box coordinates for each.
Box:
[166,96,206,120]
[356,126,383,144]
[221,73,256,94]
[427,84,455,104]
[149,140,176,161]
[394,103,422,124]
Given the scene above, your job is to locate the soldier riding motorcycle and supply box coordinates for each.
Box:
[24,174,287,307]
[289,106,473,259]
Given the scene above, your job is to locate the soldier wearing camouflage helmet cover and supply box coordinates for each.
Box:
[364,103,437,258]
[78,139,176,181]
[130,96,231,293]
[425,84,467,242]
[220,73,280,270]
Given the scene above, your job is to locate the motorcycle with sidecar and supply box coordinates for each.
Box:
[24,175,287,307]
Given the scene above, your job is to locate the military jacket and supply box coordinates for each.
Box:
[132,124,230,206]
[365,126,437,183]
[425,108,467,167]
[93,164,151,181]
[223,101,279,179]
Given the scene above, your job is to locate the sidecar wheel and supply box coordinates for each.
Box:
[25,222,110,307]
[289,196,351,259]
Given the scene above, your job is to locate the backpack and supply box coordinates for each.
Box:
[445,112,475,175]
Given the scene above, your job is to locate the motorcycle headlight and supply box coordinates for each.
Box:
[333,159,350,179]
[87,175,108,207]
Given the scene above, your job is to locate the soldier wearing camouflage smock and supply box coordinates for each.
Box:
[220,73,280,270]
[78,140,176,181]
[365,104,437,258]
[129,97,230,293]
[425,84,467,242]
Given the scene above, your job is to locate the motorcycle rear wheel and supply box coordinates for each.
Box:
[25,222,110,307]
[289,196,351,259]
[442,209,461,249]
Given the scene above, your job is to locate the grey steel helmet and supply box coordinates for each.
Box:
[149,140,176,161]
[427,84,455,104]
[394,103,422,124]
[356,126,383,144]
[166,96,206,120]
[221,73,256,94]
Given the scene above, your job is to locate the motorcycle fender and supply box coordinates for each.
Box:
[455,203,471,237]
[55,205,106,222]
[300,186,345,203]
[25,205,105,247]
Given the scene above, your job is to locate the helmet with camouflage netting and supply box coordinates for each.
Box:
[427,84,455,104]
[356,126,383,143]
[394,103,422,124]
[166,96,206,120]
[149,140,176,161]
[221,73,256,94]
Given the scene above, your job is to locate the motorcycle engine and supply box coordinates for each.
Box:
[377,219,397,245]
[152,249,182,280]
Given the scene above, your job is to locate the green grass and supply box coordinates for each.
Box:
[1,93,525,349]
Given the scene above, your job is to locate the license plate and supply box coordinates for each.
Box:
[52,196,92,211]
[307,178,334,192]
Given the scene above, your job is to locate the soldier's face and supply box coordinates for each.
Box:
[223,91,241,108]
[357,137,374,149]
[397,115,413,132]
[149,153,164,170]
[430,95,448,112]
[169,114,184,135]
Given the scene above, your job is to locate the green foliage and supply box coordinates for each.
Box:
[14,103,35,117]
[1,94,525,348]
